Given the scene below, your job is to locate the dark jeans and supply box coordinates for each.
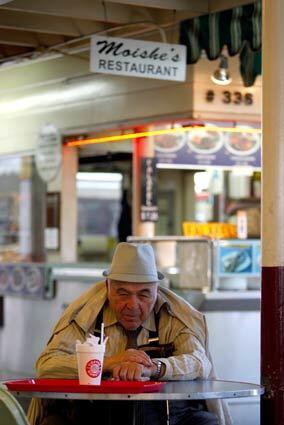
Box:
[39,400,219,425]
[168,401,219,425]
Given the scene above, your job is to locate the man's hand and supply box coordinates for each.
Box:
[112,361,157,381]
[103,349,152,373]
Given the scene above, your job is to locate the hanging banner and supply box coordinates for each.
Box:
[90,35,186,82]
[154,121,261,168]
[140,158,158,222]
[36,123,61,182]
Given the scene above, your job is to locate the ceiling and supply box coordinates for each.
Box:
[0,0,253,66]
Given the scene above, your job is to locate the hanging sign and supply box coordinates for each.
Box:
[36,123,61,183]
[154,120,261,168]
[90,35,186,82]
[140,158,158,222]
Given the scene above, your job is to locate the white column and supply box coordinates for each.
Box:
[261,1,284,423]
[262,0,284,266]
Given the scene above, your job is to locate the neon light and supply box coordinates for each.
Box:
[65,125,262,147]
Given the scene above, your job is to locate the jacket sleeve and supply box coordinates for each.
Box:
[36,320,85,379]
[35,282,107,379]
[153,313,212,381]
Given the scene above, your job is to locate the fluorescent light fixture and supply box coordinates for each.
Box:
[76,172,122,182]
[0,79,108,115]
[77,181,121,192]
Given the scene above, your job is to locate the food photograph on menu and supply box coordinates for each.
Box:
[225,126,260,156]
[187,126,223,154]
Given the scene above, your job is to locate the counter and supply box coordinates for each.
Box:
[174,289,260,311]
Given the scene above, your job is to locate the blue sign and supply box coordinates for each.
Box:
[154,120,261,168]
[219,245,253,274]
[253,244,261,273]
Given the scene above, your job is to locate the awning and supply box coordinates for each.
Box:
[179,1,261,86]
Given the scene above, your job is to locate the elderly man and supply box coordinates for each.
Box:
[28,242,230,425]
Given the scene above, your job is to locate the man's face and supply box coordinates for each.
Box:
[107,279,158,330]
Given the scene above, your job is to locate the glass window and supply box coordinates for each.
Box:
[76,172,122,262]
[0,155,45,263]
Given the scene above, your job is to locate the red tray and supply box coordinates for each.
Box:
[4,379,166,394]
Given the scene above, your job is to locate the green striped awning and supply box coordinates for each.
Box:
[179,1,261,86]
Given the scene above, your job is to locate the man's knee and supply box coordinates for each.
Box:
[183,410,219,425]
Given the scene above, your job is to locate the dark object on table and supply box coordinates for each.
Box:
[118,189,132,242]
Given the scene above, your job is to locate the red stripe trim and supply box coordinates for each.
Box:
[261,266,284,424]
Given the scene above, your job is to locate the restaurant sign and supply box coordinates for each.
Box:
[90,35,186,82]
[140,158,158,222]
[154,121,261,169]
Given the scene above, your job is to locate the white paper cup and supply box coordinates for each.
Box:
[76,343,105,385]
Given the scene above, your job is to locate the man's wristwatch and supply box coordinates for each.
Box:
[152,360,162,379]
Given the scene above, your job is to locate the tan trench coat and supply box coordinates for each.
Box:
[27,281,233,425]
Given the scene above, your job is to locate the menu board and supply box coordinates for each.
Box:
[140,158,158,222]
[154,120,261,168]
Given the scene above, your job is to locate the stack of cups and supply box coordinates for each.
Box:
[76,329,107,385]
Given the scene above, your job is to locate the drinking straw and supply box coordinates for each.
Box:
[100,322,104,345]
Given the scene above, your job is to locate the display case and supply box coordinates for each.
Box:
[128,236,214,292]
[127,236,261,292]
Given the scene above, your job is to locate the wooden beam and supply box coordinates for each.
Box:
[0,9,106,36]
[0,45,31,59]
[0,29,66,47]
[1,0,155,24]
[1,0,210,27]
[209,0,254,12]
[0,29,38,46]
[105,0,209,13]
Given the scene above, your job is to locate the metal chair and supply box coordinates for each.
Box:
[0,385,29,425]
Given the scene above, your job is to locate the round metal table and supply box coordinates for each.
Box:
[8,379,264,400]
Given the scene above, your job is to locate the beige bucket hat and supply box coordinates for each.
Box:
[103,242,164,283]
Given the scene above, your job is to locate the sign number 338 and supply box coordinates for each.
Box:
[206,90,253,105]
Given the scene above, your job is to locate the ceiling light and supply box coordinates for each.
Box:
[76,172,123,182]
[211,55,232,86]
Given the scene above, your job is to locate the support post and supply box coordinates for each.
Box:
[261,1,284,423]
